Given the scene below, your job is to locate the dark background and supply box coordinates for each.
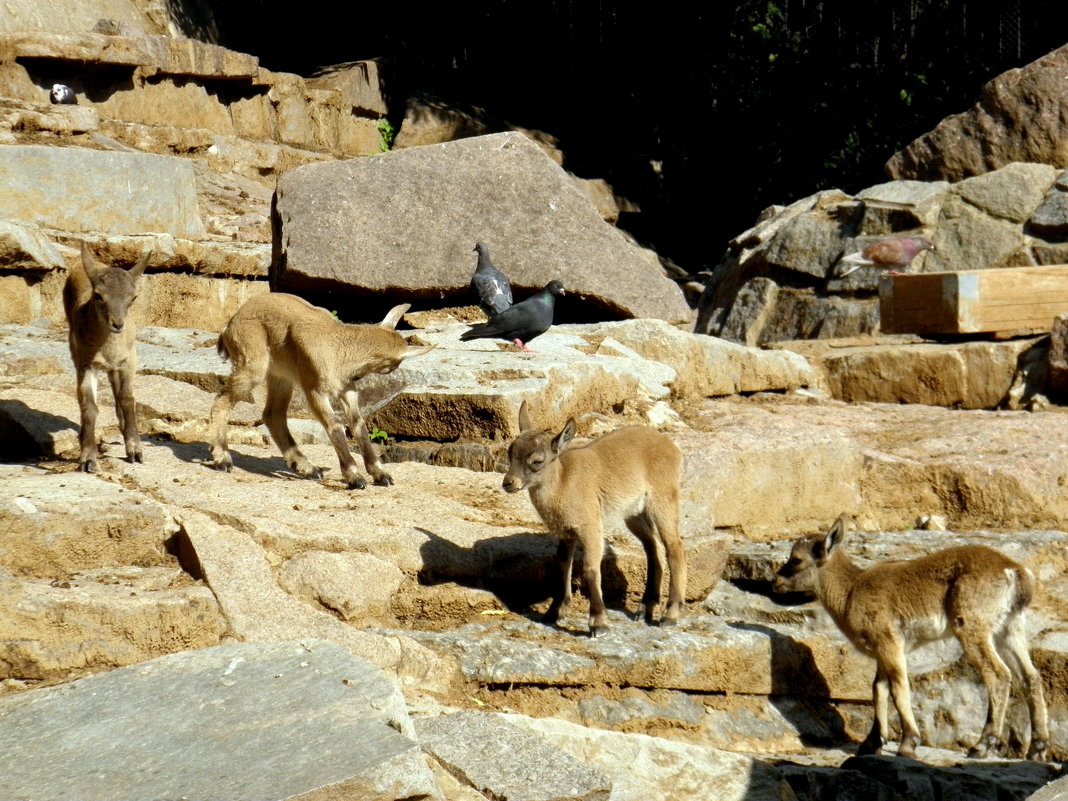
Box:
[211,1,1067,275]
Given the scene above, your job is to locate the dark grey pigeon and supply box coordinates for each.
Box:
[460,280,565,352]
[470,241,512,317]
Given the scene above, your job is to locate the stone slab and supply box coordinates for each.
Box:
[0,640,436,801]
[273,132,690,323]
[0,145,205,238]
[415,710,612,801]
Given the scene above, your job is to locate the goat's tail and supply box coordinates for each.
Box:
[1011,565,1036,614]
[216,332,230,363]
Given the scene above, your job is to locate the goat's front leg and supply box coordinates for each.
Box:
[306,388,365,489]
[544,537,577,627]
[858,664,889,755]
[75,366,100,472]
[880,640,921,758]
[579,528,609,637]
[339,386,392,486]
[109,365,142,463]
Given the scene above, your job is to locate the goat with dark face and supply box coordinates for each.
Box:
[63,242,152,472]
[775,514,1049,761]
[503,401,687,636]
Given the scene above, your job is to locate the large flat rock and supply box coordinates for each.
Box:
[0,146,205,238]
[0,640,437,801]
[415,710,612,801]
[273,132,691,323]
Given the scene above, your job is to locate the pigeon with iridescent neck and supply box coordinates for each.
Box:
[460,280,564,352]
[470,241,512,317]
[835,235,935,278]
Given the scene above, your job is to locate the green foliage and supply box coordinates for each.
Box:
[377,118,396,152]
[369,426,389,442]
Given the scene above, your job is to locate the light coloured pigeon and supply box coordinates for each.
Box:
[835,235,935,278]
[460,280,564,352]
[470,241,512,317]
[50,83,76,104]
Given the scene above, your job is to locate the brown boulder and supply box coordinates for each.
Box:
[887,43,1068,181]
[273,132,690,324]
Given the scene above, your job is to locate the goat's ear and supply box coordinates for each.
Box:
[518,400,533,433]
[129,244,153,280]
[79,241,105,283]
[552,418,576,454]
[380,304,411,330]
[824,514,850,556]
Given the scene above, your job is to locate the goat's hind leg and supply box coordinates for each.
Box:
[265,375,323,480]
[626,513,664,626]
[1000,617,1050,760]
[958,627,1013,759]
[208,362,259,472]
[648,498,686,626]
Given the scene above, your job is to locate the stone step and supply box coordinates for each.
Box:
[0,640,437,801]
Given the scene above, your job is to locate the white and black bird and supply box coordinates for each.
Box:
[834,235,935,278]
[49,83,76,104]
[460,280,564,352]
[470,241,512,317]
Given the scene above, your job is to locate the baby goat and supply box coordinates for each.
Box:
[774,514,1049,761]
[208,293,432,489]
[502,401,687,636]
[63,241,152,471]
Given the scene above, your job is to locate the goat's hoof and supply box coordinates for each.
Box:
[897,740,920,760]
[659,618,678,628]
[210,459,231,473]
[374,472,394,487]
[856,738,882,757]
[967,734,1000,759]
[1026,740,1049,761]
[78,460,96,473]
[589,624,609,638]
[130,452,144,464]
[347,475,367,490]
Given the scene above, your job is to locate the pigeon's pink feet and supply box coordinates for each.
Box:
[514,338,534,352]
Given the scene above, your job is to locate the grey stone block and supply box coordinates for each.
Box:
[415,710,611,801]
[0,640,437,801]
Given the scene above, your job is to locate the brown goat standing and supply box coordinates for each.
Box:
[208,293,432,488]
[774,514,1049,761]
[63,241,151,472]
[502,401,687,636]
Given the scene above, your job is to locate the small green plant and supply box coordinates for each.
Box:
[377,118,396,152]
[369,426,389,442]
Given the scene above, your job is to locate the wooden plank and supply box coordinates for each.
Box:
[880,265,1068,335]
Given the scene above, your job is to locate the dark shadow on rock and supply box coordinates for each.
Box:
[770,752,1064,801]
[0,399,75,462]
[730,621,849,751]
[152,438,295,479]
[414,526,631,623]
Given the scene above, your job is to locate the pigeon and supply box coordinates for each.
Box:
[49,83,76,104]
[470,241,512,317]
[834,235,935,278]
[460,280,565,352]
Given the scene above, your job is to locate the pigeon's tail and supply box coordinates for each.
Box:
[833,251,870,278]
[459,325,493,342]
